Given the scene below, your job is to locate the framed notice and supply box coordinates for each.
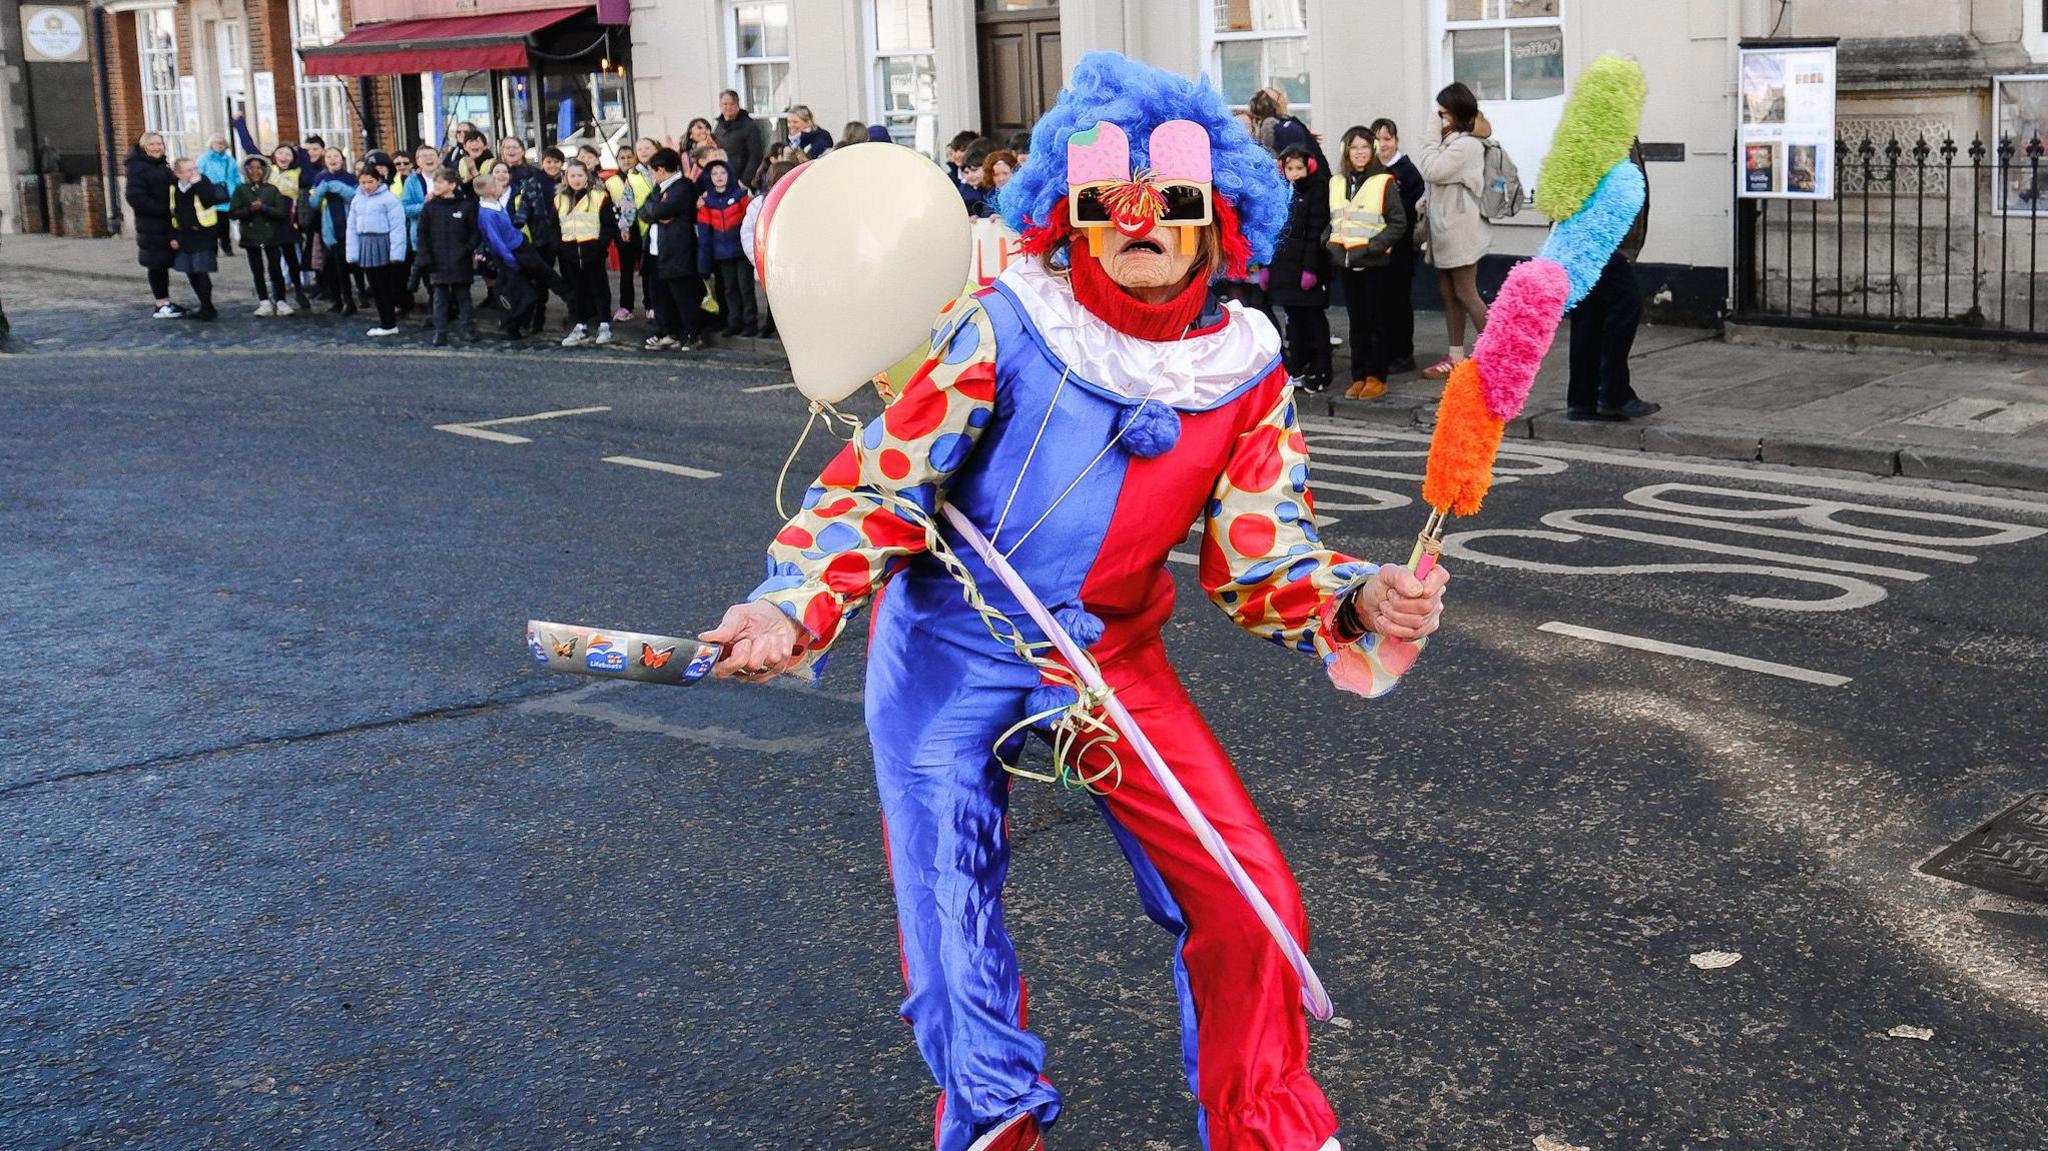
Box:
[1992,75,2048,217]
[20,4,88,62]
[178,75,202,136]
[1737,41,1837,200]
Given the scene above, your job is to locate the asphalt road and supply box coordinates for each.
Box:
[3,268,2047,1150]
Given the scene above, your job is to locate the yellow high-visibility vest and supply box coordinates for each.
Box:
[556,189,608,243]
[173,186,219,228]
[1328,172,1393,251]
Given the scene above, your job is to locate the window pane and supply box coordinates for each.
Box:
[1446,0,1492,19]
[1216,39,1260,105]
[742,62,790,116]
[1267,36,1310,106]
[979,0,1038,9]
[1508,0,1559,17]
[1450,28,1506,101]
[874,0,933,54]
[736,6,764,58]
[762,3,790,56]
[879,55,935,115]
[1215,0,1307,33]
[1508,24,1564,100]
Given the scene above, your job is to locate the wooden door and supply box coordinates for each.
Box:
[977,17,1061,138]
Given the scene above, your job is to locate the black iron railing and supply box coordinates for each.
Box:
[1736,133,2047,340]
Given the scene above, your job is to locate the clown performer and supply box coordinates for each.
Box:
[703,54,1449,1151]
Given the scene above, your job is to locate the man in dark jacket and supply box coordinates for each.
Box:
[1568,139,1657,420]
[714,90,765,189]
[416,167,481,346]
[637,147,705,351]
[1370,118,1426,374]
[124,135,183,318]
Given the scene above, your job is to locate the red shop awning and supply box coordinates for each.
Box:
[299,6,585,77]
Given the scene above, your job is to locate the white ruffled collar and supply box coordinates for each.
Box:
[994,259,1282,411]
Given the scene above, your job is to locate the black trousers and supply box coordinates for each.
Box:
[321,249,355,307]
[364,262,404,328]
[1339,265,1394,382]
[1386,242,1417,363]
[713,257,757,330]
[614,234,640,312]
[280,240,305,297]
[526,243,557,329]
[653,272,705,340]
[559,243,612,326]
[148,267,171,300]
[1567,253,1643,412]
[1282,304,1331,378]
[245,245,289,301]
[430,281,475,337]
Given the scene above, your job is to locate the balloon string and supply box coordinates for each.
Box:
[796,400,1124,795]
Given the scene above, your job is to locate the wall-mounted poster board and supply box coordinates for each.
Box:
[1992,75,2048,217]
[1737,39,1837,200]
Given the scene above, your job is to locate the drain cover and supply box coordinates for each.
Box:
[1920,792,2048,903]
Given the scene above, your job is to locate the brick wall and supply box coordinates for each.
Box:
[103,10,145,159]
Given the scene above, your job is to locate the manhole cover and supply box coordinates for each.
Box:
[1919,792,2048,903]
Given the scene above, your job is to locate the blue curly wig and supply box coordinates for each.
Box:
[996,51,1289,272]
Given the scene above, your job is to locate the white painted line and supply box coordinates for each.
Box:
[1301,418,2048,516]
[434,425,533,444]
[460,405,613,428]
[435,405,613,444]
[1537,621,1852,687]
[740,381,799,394]
[603,455,722,479]
[1169,549,1200,566]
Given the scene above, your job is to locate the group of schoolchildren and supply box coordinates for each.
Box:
[126,121,798,353]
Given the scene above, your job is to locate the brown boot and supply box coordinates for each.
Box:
[1346,377,1388,400]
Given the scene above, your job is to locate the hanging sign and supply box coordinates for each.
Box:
[21,5,88,62]
[1737,41,1837,200]
[253,71,278,146]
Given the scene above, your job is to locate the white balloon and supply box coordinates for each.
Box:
[758,145,974,404]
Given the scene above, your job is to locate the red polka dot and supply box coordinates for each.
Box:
[864,510,927,549]
[776,525,814,548]
[818,444,860,487]
[1271,577,1320,626]
[884,379,949,440]
[1227,425,1284,492]
[1228,513,1277,559]
[952,363,997,402]
[1239,584,1273,621]
[825,552,872,597]
[816,497,857,519]
[877,448,912,480]
[1287,430,1308,455]
[802,596,840,640]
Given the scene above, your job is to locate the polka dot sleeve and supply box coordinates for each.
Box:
[745,293,1000,680]
[1198,389,1384,687]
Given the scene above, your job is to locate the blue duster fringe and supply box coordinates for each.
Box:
[1538,159,1647,310]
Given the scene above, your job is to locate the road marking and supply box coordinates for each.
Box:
[603,455,721,479]
[435,405,612,444]
[1538,622,1852,687]
[1302,418,2048,515]
[741,380,799,393]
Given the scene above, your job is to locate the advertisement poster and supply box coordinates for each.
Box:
[178,75,202,137]
[252,71,278,150]
[1737,43,1836,200]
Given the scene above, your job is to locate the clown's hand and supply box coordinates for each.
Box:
[700,601,803,682]
[1353,563,1449,642]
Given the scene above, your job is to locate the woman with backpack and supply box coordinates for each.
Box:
[1418,81,1492,380]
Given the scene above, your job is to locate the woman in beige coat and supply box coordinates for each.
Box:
[1417,82,1492,379]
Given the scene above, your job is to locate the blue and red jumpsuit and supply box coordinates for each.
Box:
[751,263,1387,1151]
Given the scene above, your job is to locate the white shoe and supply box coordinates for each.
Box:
[255,300,275,317]
[594,323,613,345]
[273,300,295,316]
[152,303,185,319]
[367,326,401,337]
[643,334,676,350]
[560,325,590,347]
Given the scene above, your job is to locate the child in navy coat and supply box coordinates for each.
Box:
[695,159,757,337]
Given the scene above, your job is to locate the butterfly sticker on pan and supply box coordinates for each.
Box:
[550,633,579,658]
[639,643,675,669]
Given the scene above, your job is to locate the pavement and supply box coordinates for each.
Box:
[6,231,2046,494]
[3,253,2047,1149]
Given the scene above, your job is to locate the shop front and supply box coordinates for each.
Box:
[299,1,632,159]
